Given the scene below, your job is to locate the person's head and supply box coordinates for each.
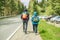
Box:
[34,11,37,16]
[24,9,28,12]
[34,9,36,12]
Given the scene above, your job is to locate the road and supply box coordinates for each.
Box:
[10,20,42,40]
[0,16,22,40]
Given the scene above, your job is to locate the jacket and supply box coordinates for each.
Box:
[31,11,40,24]
[21,12,29,21]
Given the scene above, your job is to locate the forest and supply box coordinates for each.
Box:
[0,0,60,17]
[0,0,24,17]
[29,0,60,16]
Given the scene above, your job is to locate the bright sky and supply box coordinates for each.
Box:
[38,0,42,3]
[20,0,42,8]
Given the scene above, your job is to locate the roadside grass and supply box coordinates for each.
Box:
[38,20,60,40]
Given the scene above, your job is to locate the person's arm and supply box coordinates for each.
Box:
[28,13,29,20]
[27,12,29,20]
[38,17,40,22]
[31,16,34,22]
[21,14,22,19]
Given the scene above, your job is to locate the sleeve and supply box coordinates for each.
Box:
[31,16,33,22]
[28,13,29,20]
[27,13,29,20]
[21,14,22,19]
[38,16,40,22]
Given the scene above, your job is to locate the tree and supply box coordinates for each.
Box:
[0,0,4,16]
[28,0,34,15]
[47,0,60,15]
[0,0,24,17]
[18,0,24,14]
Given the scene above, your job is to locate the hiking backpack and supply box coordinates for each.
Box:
[22,12,28,20]
[33,16,39,22]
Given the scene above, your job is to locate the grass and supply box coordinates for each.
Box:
[38,20,60,40]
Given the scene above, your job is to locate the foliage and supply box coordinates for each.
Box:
[38,20,60,40]
[28,0,34,15]
[45,0,60,15]
[28,0,40,15]
[0,0,4,16]
[0,0,24,17]
[29,0,60,16]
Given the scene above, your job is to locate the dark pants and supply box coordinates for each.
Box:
[23,20,28,33]
[33,24,38,33]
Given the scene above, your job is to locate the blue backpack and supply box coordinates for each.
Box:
[33,16,39,22]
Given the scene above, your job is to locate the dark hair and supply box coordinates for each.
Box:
[34,9,37,12]
[24,9,28,12]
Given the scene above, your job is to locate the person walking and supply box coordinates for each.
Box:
[21,9,29,34]
[31,10,40,34]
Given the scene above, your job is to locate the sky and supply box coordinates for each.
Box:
[20,0,42,8]
[38,0,42,3]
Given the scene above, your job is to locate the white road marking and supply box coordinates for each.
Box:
[6,24,22,40]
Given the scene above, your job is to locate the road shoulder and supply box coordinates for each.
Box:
[10,21,42,40]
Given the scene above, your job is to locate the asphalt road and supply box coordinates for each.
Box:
[0,16,22,40]
[10,20,42,40]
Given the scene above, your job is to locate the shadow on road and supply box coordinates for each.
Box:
[27,31,34,34]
